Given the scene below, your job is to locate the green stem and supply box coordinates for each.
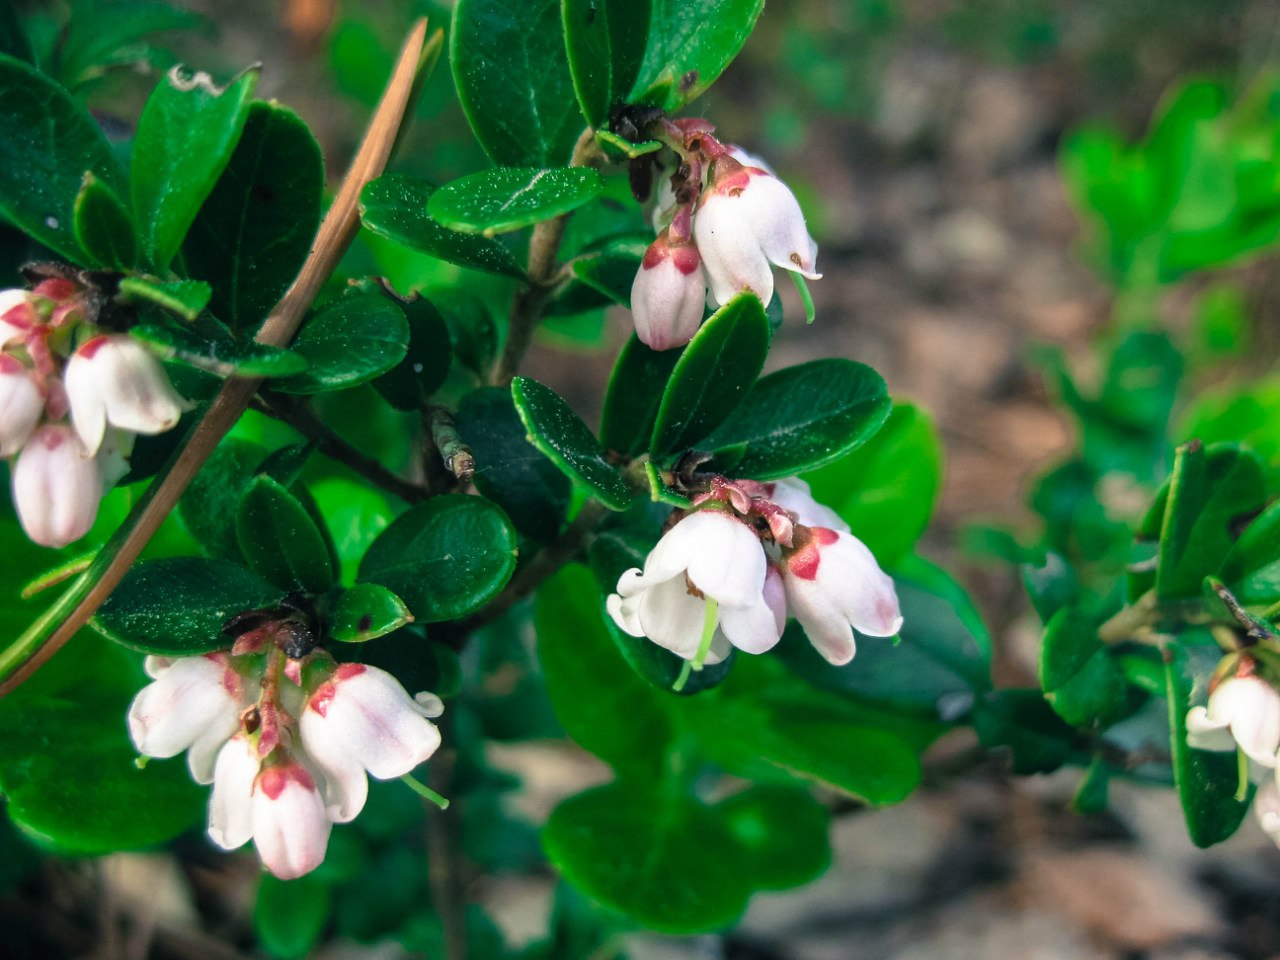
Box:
[401,773,450,810]
[673,597,719,690]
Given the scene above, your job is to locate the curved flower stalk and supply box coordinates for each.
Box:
[630,122,821,349]
[606,474,901,684]
[127,613,444,880]
[0,281,189,547]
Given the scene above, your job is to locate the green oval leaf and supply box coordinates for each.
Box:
[93,556,282,655]
[627,0,766,111]
[183,100,324,333]
[428,167,604,236]
[370,294,454,411]
[131,320,307,377]
[236,475,335,593]
[1221,500,1280,605]
[117,276,212,322]
[650,292,770,463]
[274,293,410,395]
[179,437,267,562]
[0,53,126,263]
[718,785,831,892]
[511,377,637,511]
[543,782,754,934]
[703,358,890,480]
[254,874,333,960]
[599,334,682,457]
[73,172,137,270]
[451,0,584,167]
[131,65,258,272]
[359,174,527,280]
[1166,638,1252,847]
[329,583,412,643]
[359,495,518,623]
[1039,607,1128,728]
[457,386,571,544]
[802,403,943,566]
[562,0,650,127]
[0,633,204,854]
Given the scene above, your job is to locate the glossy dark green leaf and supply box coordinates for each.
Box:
[562,0,650,127]
[274,293,409,395]
[236,475,335,593]
[569,234,647,306]
[131,65,258,271]
[802,403,943,567]
[1154,442,1266,600]
[370,294,453,411]
[536,565,674,773]
[428,167,604,236]
[179,437,266,561]
[56,2,208,92]
[511,377,638,511]
[73,172,136,270]
[183,101,324,332]
[329,583,412,643]
[93,556,281,654]
[0,53,126,262]
[650,292,771,463]
[973,689,1077,775]
[117,276,212,321]
[312,478,392,586]
[778,555,990,717]
[1221,501,1280,605]
[718,786,831,892]
[1166,640,1251,847]
[0,632,204,854]
[1039,607,1128,727]
[627,0,765,110]
[254,873,333,960]
[359,495,518,623]
[451,0,584,167]
[457,387,570,544]
[544,781,753,934]
[359,174,527,280]
[704,359,890,481]
[131,320,307,377]
[599,333,682,457]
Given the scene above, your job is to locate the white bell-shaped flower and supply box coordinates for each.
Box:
[208,733,260,851]
[299,663,443,823]
[606,509,785,662]
[763,477,849,532]
[64,334,186,456]
[0,355,43,456]
[1186,674,1280,768]
[12,423,102,547]
[250,757,332,880]
[631,230,706,351]
[782,526,902,666]
[127,652,254,783]
[693,161,820,308]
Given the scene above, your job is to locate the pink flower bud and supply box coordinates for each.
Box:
[251,760,331,880]
[300,663,443,823]
[631,231,705,350]
[12,424,101,547]
[782,526,902,666]
[0,355,43,456]
[64,334,186,456]
[694,161,820,309]
[127,652,254,783]
[0,289,36,348]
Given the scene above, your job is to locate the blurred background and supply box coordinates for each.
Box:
[6,0,1280,957]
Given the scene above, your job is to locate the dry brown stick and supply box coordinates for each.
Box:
[0,20,430,697]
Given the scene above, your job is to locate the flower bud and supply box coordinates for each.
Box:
[208,733,260,851]
[64,334,186,456]
[631,229,705,350]
[0,355,43,456]
[0,288,35,348]
[251,759,332,880]
[1186,673,1280,767]
[300,663,443,823]
[694,160,820,308]
[12,424,102,547]
[782,526,902,665]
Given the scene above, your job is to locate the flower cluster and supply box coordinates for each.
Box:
[629,121,820,351]
[607,477,901,679]
[1186,657,1280,847]
[1,281,187,547]
[128,619,442,879]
